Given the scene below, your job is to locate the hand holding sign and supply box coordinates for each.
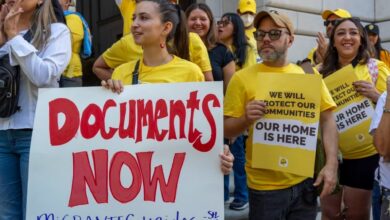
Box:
[101,79,124,94]
[245,100,266,125]
[353,80,380,103]
[220,145,234,175]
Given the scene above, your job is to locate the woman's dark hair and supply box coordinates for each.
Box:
[52,0,66,24]
[371,35,390,60]
[140,0,189,60]
[221,13,248,68]
[185,3,216,49]
[321,18,371,77]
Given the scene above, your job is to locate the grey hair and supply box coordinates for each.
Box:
[31,0,57,49]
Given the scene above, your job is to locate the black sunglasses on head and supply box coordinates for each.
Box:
[324,17,361,27]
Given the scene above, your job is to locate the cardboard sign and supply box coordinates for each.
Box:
[26,82,224,220]
[324,65,374,154]
[252,73,322,177]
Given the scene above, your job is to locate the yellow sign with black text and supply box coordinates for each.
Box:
[324,65,374,157]
[252,73,322,177]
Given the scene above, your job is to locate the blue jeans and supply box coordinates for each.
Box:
[248,178,317,220]
[224,135,248,202]
[0,129,32,220]
[372,180,381,220]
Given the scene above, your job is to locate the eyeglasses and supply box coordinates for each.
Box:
[217,20,230,27]
[323,19,340,27]
[253,29,290,41]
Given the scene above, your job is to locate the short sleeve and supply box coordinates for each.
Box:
[224,73,246,118]
[188,33,212,72]
[370,92,387,133]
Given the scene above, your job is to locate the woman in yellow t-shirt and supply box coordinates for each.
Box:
[93,1,213,81]
[319,18,389,220]
[101,0,233,174]
[217,13,256,71]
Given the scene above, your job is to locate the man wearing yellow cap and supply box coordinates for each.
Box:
[307,8,351,64]
[237,0,260,63]
[224,10,338,219]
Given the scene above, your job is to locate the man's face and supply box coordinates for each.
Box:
[256,17,292,63]
[325,14,341,37]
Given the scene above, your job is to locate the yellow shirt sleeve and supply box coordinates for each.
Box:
[63,14,84,78]
[307,47,317,64]
[224,70,248,118]
[355,60,390,94]
[102,34,143,69]
[111,61,135,85]
[380,50,390,69]
[375,60,390,93]
[188,32,212,72]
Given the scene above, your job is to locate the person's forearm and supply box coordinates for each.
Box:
[93,67,113,80]
[320,110,339,167]
[224,116,249,138]
[375,97,390,157]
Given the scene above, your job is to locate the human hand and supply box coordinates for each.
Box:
[220,144,234,175]
[315,32,328,63]
[3,0,23,40]
[313,162,338,198]
[101,79,124,94]
[244,100,266,125]
[353,80,380,102]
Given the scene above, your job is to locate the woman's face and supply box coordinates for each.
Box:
[6,0,43,14]
[217,16,234,43]
[368,33,379,45]
[131,1,170,47]
[333,20,361,60]
[187,8,210,39]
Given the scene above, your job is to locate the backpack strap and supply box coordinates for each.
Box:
[298,58,315,74]
[132,60,140,85]
[367,58,379,85]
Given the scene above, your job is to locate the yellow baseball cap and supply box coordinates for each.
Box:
[254,10,294,34]
[237,0,256,14]
[321,8,351,20]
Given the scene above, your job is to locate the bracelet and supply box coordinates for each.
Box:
[384,108,390,113]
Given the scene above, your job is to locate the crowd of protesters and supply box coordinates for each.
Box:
[1,0,390,219]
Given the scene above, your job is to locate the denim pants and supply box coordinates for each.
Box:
[0,129,32,220]
[224,135,248,202]
[248,178,317,220]
[372,180,381,220]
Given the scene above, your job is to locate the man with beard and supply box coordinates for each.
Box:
[223,10,339,219]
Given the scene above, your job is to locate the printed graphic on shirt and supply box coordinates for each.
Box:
[324,65,374,154]
[252,73,321,177]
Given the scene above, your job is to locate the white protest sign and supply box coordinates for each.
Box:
[26,82,224,220]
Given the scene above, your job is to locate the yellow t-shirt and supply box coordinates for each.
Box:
[338,60,389,159]
[245,27,260,63]
[228,45,257,71]
[224,63,336,190]
[116,0,136,35]
[307,47,317,64]
[103,32,212,73]
[380,50,390,69]
[63,14,83,78]
[112,55,205,84]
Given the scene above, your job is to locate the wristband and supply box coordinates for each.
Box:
[384,108,390,113]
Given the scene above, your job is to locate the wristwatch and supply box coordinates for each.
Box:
[384,108,390,113]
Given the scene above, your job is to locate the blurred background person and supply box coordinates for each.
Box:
[365,23,390,68]
[59,0,92,87]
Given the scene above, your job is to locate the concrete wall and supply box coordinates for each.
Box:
[205,0,390,63]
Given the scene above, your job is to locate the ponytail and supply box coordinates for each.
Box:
[140,0,189,60]
[173,7,189,60]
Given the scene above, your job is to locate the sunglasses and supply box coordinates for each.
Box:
[253,29,290,41]
[323,17,361,27]
[217,20,230,27]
